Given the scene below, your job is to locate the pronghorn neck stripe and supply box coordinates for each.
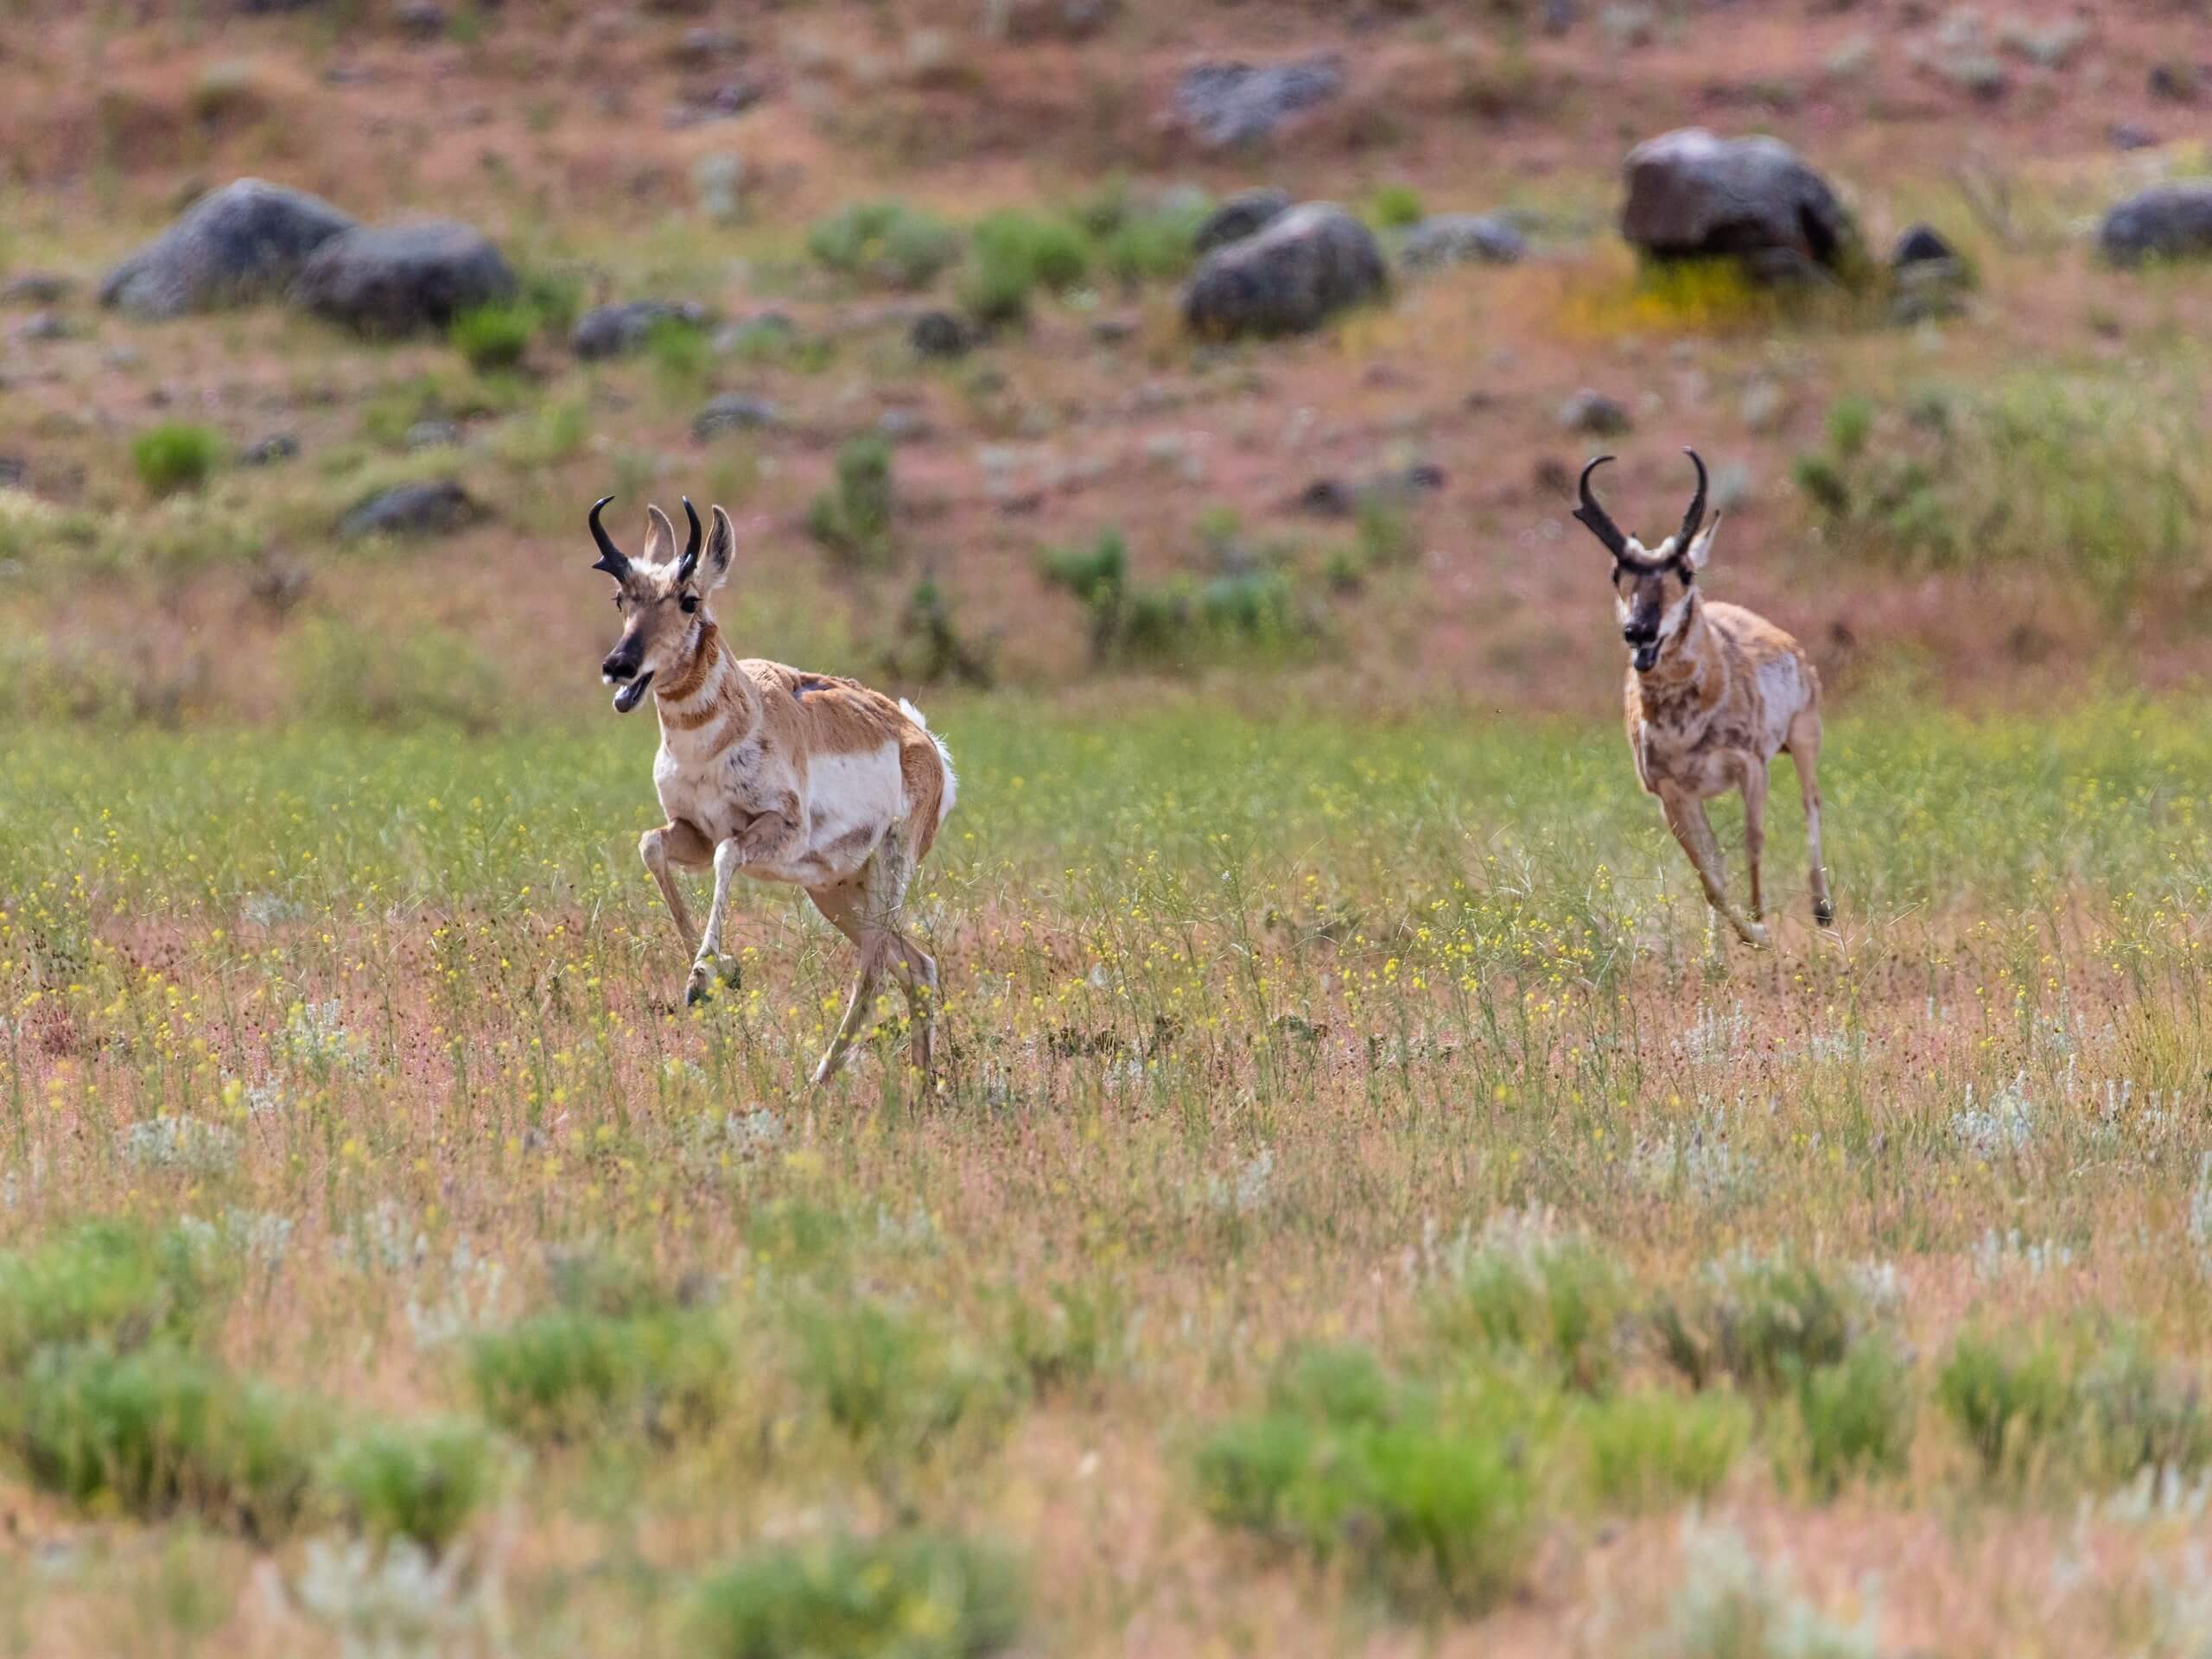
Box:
[656,621,720,704]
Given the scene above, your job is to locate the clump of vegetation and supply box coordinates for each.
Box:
[286,620,505,734]
[806,436,896,566]
[1001,1281,1128,1402]
[1649,1522,1880,1659]
[1792,1338,1916,1496]
[689,1532,1027,1659]
[786,1294,1012,1476]
[448,302,537,372]
[1039,526,1311,669]
[1,1347,324,1538]
[1194,1344,1540,1613]
[1369,183,1427,228]
[132,423,225,497]
[644,314,713,396]
[807,200,961,291]
[1424,1225,1632,1394]
[467,1306,735,1445]
[319,1417,505,1554]
[1094,192,1212,286]
[1575,1389,1748,1510]
[882,575,995,688]
[0,1221,223,1375]
[962,210,1090,323]
[1649,1252,1863,1394]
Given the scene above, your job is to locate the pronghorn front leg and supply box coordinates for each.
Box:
[639,819,713,954]
[685,806,800,1005]
[1660,790,1768,948]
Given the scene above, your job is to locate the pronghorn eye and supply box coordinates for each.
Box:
[679,594,699,614]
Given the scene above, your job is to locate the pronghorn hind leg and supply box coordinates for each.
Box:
[807,841,938,1081]
[1660,791,1768,949]
[1739,760,1769,925]
[1787,709,1835,927]
[640,819,713,956]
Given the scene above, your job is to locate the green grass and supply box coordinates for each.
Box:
[449,302,537,372]
[131,423,225,497]
[689,1532,1027,1659]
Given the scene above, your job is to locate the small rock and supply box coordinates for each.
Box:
[0,457,26,488]
[1293,462,1444,518]
[2110,121,2159,151]
[395,1,446,39]
[405,419,461,452]
[15,311,70,342]
[909,310,976,359]
[292,219,517,336]
[690,152,747,223]
[1738,379,1787,434]
[1175,55,1344,149]
[1192,188,1293,255]
[1559,388,1632,436]
[1541,0,1578,30]
[1181,202,1388,339]
[339,480,479,540]
[878,409,931,443]
[665,79,766,130]
[1090,315,1136,345]
[571,299,712,359]
[3,273,72,305]
[2101,181,2212,265]
[691,393,780,439]
[1891,223,1958,268]
[239,432,300,467]
[672,25,741,65]
[2149,60,2199,103]
[1400,213,1527,270]
[984,0,1121,41]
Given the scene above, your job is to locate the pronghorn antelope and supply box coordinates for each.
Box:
[1570,450,1832,948]
[589,495,957,1081]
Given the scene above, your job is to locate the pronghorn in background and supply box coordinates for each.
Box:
[590,496,957,1081]
[1570,450,1833,947]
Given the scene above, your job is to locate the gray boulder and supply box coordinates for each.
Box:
[293,220,516,336]
[1181,203,1386,338]
[692,393,780,439]
[99,179,357,320]
[572,300,712,359]
[339,480,479,540]
[2100,183,2212,265]
[1192,188,1292,255]
[1176,55,1343,149]
[1401,213,1528,271]
[1620,129,1860,277]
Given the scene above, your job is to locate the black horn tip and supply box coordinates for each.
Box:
[1580,454,1617,488]
[678,495,703,573]
[588,493,631,575]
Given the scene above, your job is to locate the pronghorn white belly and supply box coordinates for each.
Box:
[1753,655,1807,756]
[753,741,906,888]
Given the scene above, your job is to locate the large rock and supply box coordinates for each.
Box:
[339,480,479,540]
[2100,183,2212,265]
[99,179,357,319]
[1175,54,1344,149]
[571,300,712,359]
[1192,188,1292,255]
[293,220,516,336]
[1401,213,1528,270]
[1180,202,1387,339]
[1620,129,1860,279]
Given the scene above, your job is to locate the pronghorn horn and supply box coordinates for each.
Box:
[588,495,631,578]
[676,496,702,586]
[1572,455,1632,562]
[1676,448,1709,558]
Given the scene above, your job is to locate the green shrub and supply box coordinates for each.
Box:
[286,620,505,734]
[808,201,960,291]
[1578,1389,1748,1510]
[1427,1232,1631,1395]
[1935,1331,2074,1483]
[690,1532,1027,1659]
[1370,184,1426,228]
[805,436,895,566]
[1003,1281,1127,1400]
[449,303,536,372]
[1096,191,1211,287]
[1651,1254,1858,1394]
[0,1221,220,1376]
[467,1308,734,1445]
[962,211,1090,324]
[645,314,712,394]
[320,1417,504,1553]
[132,423,224,497]
[2,1347,323,1538]
[787,1296,1009,1469]
[1794,1338,1915,1496]
[2077,1335,2212,1483]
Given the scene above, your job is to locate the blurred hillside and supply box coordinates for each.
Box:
[3,0,2211,727]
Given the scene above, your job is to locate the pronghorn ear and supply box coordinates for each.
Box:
[641,505,677,567]
[700,505,736,591]
[1683,513,1721,573]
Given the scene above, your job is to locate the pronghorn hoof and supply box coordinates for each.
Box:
[1814,901,1836,927]
[1738,922,1770,949]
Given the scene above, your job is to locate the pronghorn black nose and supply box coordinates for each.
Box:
[1624,621,1657,645]
[602,646,640,681]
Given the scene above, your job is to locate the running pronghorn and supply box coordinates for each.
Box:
[1569,450,1832,947]
[589,496,956,1080]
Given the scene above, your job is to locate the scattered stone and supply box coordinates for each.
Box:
[1597,3,1656,50]
[878,409,931,443]
[3,273,72,305]
[15,311,70,342]
[1090,315,1137,345]
[1619,128,1862,280]
[2100,182,2212,265]
[1891,223,1959,269]
[292,219,517,335]
[2110,122,2159,151]
[1292,462,1444,518]
[1180,202,1387,339]
[982,0,1120,41]
[571,299,713,359]
[99,178,358,320]
[0,456,26,488]
[691,393,780,438]
[1400,213,1527,271]
[666,79,766,130]
[672,25,741,65]
[1558,389,1633,436]
[2148,60,2199,103]
[1175,55,1344,149]
[338,480,479,540]
[322,60,378,86]
[239,432,300,467]
[1738,378,1788,434]
[1541,0,1578,32]
[691,152,747,223]
[1192,188,1293,255]
[405,419,461,452]
[395,1,446,39]
[909,310,976,359]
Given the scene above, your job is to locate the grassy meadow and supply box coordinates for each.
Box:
[10,700,2212,1654]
